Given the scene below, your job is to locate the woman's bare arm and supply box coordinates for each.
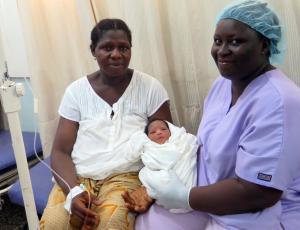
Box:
[51,117,101,226]
[190,177,282,215]
[149,101,172,122]
[51,117,79,194]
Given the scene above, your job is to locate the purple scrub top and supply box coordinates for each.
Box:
[136,69,300,230]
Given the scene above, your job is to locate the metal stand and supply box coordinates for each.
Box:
[0,78,39,229]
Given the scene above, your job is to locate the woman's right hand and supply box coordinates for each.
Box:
[70,191,102,228]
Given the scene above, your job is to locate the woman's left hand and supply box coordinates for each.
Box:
[122,186,154,213]
[146,170,192,210]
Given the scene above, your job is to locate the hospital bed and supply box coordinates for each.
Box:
[0,130,43,188]
[8,157,52,214]
[0,129,51,214]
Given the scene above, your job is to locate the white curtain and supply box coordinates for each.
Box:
[17,0,300,157]
[17,0,97,156]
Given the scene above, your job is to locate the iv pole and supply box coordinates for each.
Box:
[0,63,39,229]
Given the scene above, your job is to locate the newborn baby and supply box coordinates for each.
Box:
[123,119,198,213]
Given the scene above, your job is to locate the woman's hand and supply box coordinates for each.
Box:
[70,191,102,228]
[122,186,154,213]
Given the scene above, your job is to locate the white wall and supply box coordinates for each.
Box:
[0,0,35,131]
[0,0,30,77]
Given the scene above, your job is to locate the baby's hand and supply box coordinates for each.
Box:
[122,186,154,213]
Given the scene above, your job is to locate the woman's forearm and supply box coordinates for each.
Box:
[51,151,78,194]
[189,178,282,215]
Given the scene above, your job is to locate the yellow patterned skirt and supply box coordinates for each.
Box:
[40,172,141,230]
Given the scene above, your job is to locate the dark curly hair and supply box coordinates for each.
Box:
[90,18,132,52]
[144,118,169,135]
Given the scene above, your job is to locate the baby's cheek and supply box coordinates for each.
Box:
[148,135,156,142]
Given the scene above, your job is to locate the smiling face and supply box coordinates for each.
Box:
[92,30,131,78]
[147,120,171,144]
[211,19,268,82]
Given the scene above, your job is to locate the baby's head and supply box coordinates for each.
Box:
[145,119,171,144]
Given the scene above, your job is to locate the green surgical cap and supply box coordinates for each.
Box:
[216,0,285,64]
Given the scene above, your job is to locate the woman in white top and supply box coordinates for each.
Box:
[40,18,171,230]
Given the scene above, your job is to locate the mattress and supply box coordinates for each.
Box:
[0,130,43,187]
[8,157,53,214]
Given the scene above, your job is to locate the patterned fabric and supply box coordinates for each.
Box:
[40,172,141,230]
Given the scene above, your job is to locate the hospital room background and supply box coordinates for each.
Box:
[0,0,299,228]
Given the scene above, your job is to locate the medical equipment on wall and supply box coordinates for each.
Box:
[0,63,39,229]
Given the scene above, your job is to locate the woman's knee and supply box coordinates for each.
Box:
[40,206,70,229]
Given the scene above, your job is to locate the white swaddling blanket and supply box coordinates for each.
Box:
[128,122,198,213]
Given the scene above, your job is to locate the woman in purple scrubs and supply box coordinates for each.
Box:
[134,1,300,229]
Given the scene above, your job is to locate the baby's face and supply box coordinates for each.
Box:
[147,120,171,144]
